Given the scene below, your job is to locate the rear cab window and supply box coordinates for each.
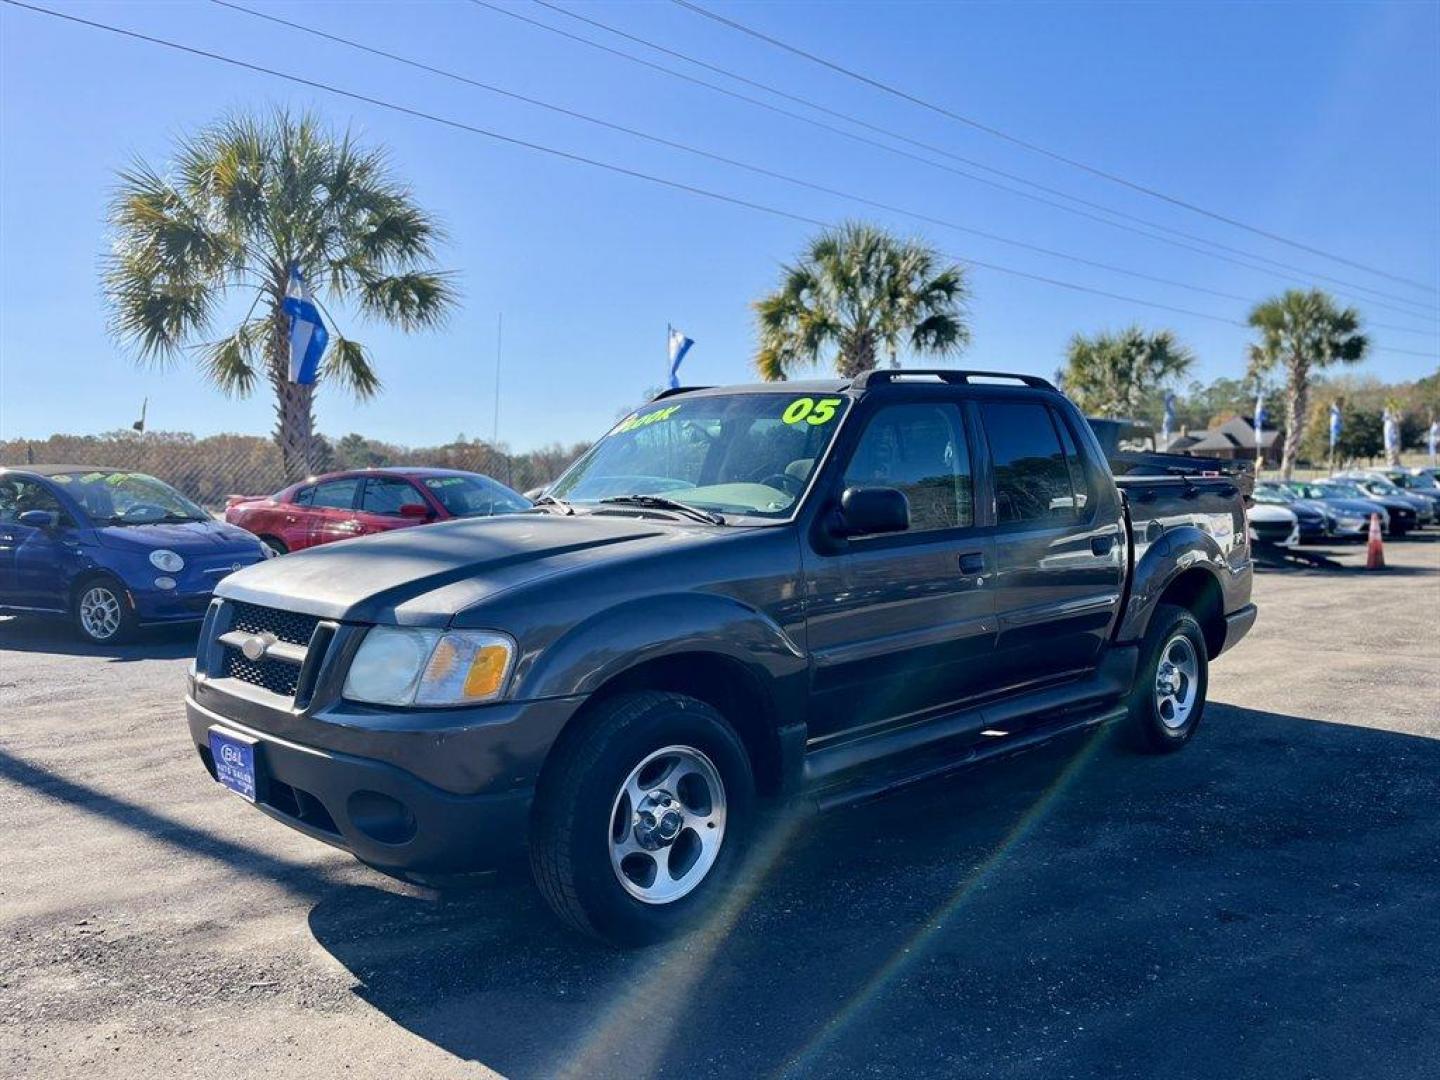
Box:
[979,401,1089,526]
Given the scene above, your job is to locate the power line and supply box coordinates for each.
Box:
[671,0,1439,297]
[484,0,1437,323]
[212,0,1381,321]
[3,0,1430,366]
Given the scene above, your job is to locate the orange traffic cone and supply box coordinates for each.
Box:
[1365,513,1386,570]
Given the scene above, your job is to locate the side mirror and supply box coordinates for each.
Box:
[837,486,909,537]
[398,503,432,519]
[18,509,59,529]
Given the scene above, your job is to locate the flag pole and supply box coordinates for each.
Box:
[493,312,502,445]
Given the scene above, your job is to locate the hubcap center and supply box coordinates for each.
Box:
[633,791,684,850]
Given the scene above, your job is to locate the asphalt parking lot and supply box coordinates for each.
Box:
[2,537,1437,1080]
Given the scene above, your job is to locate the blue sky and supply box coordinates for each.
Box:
[2,0,1436,451]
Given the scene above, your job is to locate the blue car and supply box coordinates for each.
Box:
[0,465,269,643]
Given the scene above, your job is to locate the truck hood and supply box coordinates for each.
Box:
[214,511,682,623]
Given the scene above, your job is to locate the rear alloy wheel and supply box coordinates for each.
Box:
[1126,602,1208,753]
[74,580,136,644]
[260,536,288,557]
[530,691,754,946]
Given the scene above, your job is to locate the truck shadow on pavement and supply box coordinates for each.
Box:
[306,704,1440,1080]
[0,615,198,661]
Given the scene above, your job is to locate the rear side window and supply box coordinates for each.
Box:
[1051,409,1091,514]
[310,478,360,510]
[979,402,1075,525]
[843,403,973,532]
[292,486,315,507]
[361,477,421,515]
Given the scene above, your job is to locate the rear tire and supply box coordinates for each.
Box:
[259,536,288,556]
[1125,603,1208,754]
[73,577,138,645]
[529,691,755,947]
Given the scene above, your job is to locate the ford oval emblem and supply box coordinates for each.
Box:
[240,634,271,662]
[232,562,243,573]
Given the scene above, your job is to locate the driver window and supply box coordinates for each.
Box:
[842,404,973,532]
[0,479,66,525]
[360,477,422,516]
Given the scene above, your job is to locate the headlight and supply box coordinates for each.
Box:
[343,626,515,707]
[1338,516,1364,530]
[149,549,185,573]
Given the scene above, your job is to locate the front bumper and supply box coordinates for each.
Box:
[187,690,582,875]
[191,696,530,874]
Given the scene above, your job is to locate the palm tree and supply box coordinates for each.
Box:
[104,109,456,479]
[754,222,969,380]
[1246,289,1368,479]
[1061,326,1195,418]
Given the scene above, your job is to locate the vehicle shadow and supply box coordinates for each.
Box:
[307,705,1440,1079]
[0,614,198,661]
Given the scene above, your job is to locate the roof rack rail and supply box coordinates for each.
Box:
[650,385,712,401]
[852,369,1055,391]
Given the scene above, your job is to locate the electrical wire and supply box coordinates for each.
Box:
[3,0,1431,363]
[671,0,1439,297]
[500,0,1438,321]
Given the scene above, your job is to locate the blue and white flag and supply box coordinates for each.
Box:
[667,326,695,390]
[283,263,328,385]
[1254,390,1267,434]
[1328,402,1342,451]
[1383,408,1401,455]
[1160,392,1176,446]
[1429,419,1439,460]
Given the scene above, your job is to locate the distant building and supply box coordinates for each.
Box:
[1182,416,1281,466]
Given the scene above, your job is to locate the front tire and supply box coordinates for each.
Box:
[1125,603,1208,754]
[529,691,755,947]
[73,578,137,645]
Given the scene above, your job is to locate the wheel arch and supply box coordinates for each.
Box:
[1151,567,1225,659]
[545,650,799,797]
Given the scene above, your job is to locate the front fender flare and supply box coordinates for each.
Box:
[515,592,806,703]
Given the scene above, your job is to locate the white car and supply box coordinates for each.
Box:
[1246,502,1299,548]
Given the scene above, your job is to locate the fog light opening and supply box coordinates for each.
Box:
[346,790,418,845]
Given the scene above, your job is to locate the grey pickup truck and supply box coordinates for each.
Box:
[187,370,1256,945]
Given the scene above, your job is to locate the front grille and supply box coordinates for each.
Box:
[229,600,320,646]
[217,600,327,699]
[223,649,302,697]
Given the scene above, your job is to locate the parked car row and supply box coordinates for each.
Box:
[0,464,531,642]
[1242,467,1438,547]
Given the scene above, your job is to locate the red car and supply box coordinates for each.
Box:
[225,467,531,555]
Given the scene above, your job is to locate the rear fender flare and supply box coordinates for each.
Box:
[1117,525,1229,644]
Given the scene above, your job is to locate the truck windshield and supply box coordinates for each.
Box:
[51,470,209,525]
[549,392,851,520]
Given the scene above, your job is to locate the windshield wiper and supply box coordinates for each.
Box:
[599,495,725,525]
[529,494,575,515]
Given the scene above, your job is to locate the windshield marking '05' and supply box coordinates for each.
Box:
[549,394,850,519]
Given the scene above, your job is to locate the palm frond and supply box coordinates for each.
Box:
[324,336,382,400]
[192,319,267,396]
[356,270,457,331]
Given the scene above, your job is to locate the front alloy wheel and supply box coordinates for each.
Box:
[530,691,754,946]
[75,581,135,644]
[609,745,727,904]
